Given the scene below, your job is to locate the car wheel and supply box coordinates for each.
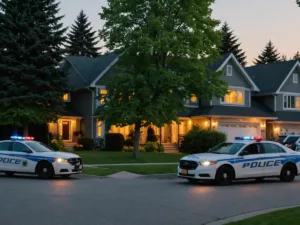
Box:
[215,166,234,186]
[280,164,296,182]
[5,172,15,177]
[187,178,198,184]
[37,162,54,179]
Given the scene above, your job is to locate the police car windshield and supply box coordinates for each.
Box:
[26,142,54,152]
[208,143,245,155]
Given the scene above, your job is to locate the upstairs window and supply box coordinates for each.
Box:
[97,121,102,137]
[293,73,298,84]
[190,94,197,103]
[221,89,244,105]
[284,95,300,109]
[226,65,233,76]
[99,89,107,105]
[63,93,70,102]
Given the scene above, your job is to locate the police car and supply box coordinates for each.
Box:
[0,136,83,179]
[178,136,300,185]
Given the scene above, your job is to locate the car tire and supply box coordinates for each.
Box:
[5,172,15,177]
[37,162,54,179]
[215,166,234,186]
[280,164,296,182]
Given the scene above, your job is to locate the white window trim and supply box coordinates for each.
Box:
[293,73,298,84]
[283,94,300,111]
[226,65,233,76]
[63,92,71,102]
[220,89,245,106]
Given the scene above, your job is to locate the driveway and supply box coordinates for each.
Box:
[1,174,300,225]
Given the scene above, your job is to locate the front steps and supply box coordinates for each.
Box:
[64,142,76,151]
[162,143,179,153]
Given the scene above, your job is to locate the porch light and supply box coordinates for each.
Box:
[188,120,192,125]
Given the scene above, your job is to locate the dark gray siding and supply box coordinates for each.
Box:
[276,94,284,111]
[255,95,275,111]
[280,66,300,93]
[186,99,198,107]
[220,59,252,88]
[200,99,211,107]
[70,90,93,138]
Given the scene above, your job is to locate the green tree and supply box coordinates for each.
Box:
[281,54,288,61]
[293,51,300,60]
[98,0,228,158]
[65,10,100,57]
[219,22,247,66]
[0,0,67,133]
[253,40,281,65]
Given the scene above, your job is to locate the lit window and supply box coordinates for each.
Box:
[63,93,70,102]
[226,65,232,76]
[284,95,300,109]
[293,73,298,83]
[99,89,107,105]
[221,89,244,105]
[97,121,102,137]
[190,94,197,103]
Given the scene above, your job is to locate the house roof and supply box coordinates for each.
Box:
[207,52,232,71]
[59,103,83,118]
[188,100,276,119]
[245,60,299,94]
[64,52,119,89]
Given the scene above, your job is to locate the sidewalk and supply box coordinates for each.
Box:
[84,162,178,167]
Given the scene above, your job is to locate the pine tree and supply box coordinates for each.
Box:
[0,0,68,131]
[65,10,100,57]
[281,54,288,61]
[253,40,281,65]
[293,51,300,60]
[219,22,247,66]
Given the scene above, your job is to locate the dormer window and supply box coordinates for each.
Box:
[221,89,244,105]
[99,89,107,105]
[226,65,233,76]
[63,93,70,102]
[293,73,298,83]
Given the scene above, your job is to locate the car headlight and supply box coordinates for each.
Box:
[54,158,68,163]
[199,161,217,166]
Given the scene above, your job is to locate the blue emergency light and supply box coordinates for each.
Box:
[235,136,263,141]
[10,136,34,141]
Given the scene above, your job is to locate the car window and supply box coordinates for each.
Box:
[275,135,287,143]
[26,141,53,152]
[208,143,245,155]
[284,136,300,144]
[242,144,263,155]
[12,142,30,152]
[0,142,11,151]
[261,143,286,154]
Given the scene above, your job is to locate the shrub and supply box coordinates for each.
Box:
[144,142,158,152]
[180,125,226,154]
[50,136,64,151]
[146,127,158,142]
[123,146,146,152]
[78,137,94,150]
[157,144,164,153]
[105,133,125,151]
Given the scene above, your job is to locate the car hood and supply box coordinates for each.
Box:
[180,153,233,161]
[38,151,80,159]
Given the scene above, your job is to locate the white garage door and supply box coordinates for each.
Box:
[218,123,260,141]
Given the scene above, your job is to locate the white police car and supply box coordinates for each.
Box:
[0,136,83,179]
[178,136,300,185]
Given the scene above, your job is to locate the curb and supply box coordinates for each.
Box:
[139,173,178,179]
[205,204,300,225]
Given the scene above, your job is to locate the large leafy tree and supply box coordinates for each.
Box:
[219,22,247,66]
[98,0,228,158]
[293,51,300,60]
[253,40,281,65]
[65,10,100,57]
[0,0,67,133]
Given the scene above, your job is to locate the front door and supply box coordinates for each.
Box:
[62,121,70,140]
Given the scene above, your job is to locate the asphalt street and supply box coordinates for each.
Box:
[1,174,300,225]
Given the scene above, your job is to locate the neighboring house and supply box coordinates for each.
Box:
[49,52,280,146]
[245,60,300,139]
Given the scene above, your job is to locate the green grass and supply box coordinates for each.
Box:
[226,207,300,225]
[82,165,177,176]
[75,151,186,164]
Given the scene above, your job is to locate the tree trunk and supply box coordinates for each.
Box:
[133,121,141,159]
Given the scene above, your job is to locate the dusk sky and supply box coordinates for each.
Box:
[60,0,300,66]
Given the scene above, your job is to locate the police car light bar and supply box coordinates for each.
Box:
[235,136,263,141]
[10,136,34,140]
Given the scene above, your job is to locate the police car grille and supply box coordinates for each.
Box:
[179,160,198,170]
[68,158,82,165]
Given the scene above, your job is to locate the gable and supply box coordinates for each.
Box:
[279,63,300,93]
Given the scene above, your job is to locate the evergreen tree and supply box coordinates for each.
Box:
[0,0,68,132]
[65,10,100,57]
[253,40,281,65]
[219,22,247,66]
[293,51,300,60]
[281,54,288,61]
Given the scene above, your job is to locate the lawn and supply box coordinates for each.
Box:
[226,207,300,225]
[82,165,177,176]
[75,151,186,164]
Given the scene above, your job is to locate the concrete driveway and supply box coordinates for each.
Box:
[1,174,300,225]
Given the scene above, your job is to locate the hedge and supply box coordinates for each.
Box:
[105,133,125,151]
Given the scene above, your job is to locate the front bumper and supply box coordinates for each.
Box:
[53,162,83,175]
[177,164,217,180]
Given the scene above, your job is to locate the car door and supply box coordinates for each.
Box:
[259,143,286,176]
[0,141,13,171]
[234,143,266,178]
[12,142,35,173]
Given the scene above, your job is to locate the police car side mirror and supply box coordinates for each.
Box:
[23,149,33,154]
[239,151,249,156]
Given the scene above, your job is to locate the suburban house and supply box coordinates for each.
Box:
[49,51,297,149]
[245,60,300,139]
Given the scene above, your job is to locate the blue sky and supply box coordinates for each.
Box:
[59,0,300,66]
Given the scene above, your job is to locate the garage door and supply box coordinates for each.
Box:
[218,123,260,141]
[279,125,300,135]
